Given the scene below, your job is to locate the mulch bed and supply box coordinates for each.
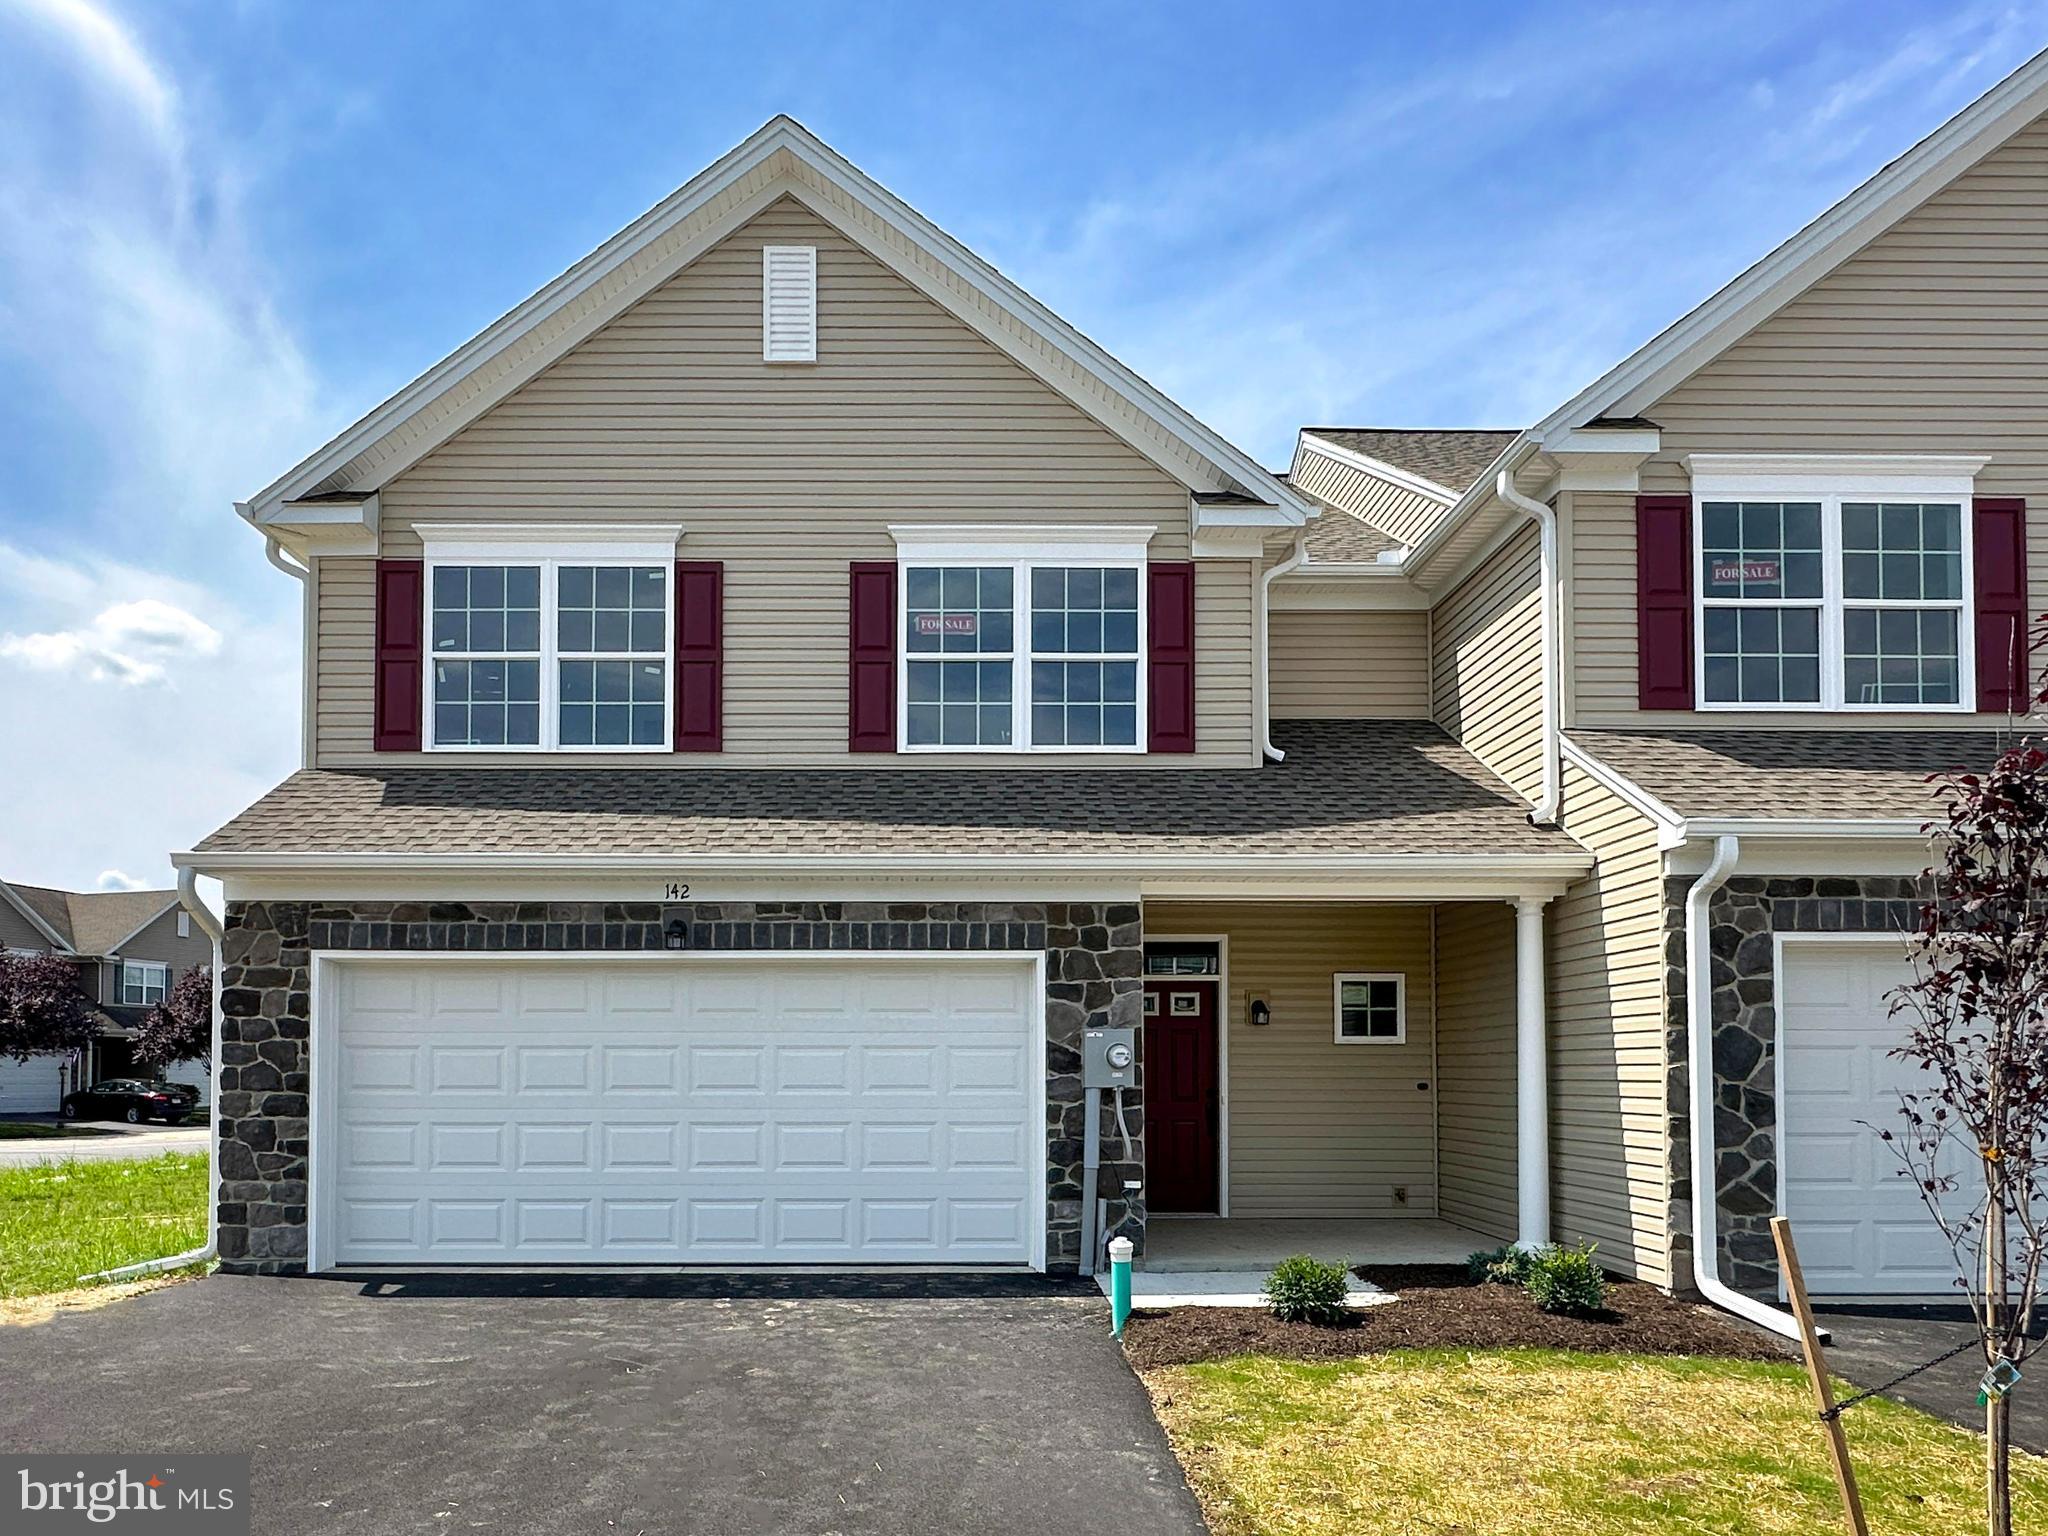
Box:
[1120,1263,1793,1370]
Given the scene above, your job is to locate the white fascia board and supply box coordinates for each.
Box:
[1666,825,1935,879]
[415,522,686,562]
[242,117,1307,529]
[1270,570,1431,611]
[1558,738,1686,840]
[1685,453,1988,497]
[1400,436,1540,584]
[887,524,1156,564]
[0,883,73,953]
[179,848,1592,903]
[1536,49,2048,432]
[1295,433,1458,506]
[1541,426,1662,493]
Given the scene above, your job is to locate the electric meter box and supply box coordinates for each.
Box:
[1083,1026,1138,1089]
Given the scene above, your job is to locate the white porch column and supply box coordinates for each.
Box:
[1514,894,1552,1249]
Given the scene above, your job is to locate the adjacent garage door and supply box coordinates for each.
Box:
[316,958,1039,1268]
[0,1053,64,1115]
[1780,939,1974,1297]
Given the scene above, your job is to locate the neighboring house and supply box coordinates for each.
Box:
[0,878,212,1112]
[183,51,2048,1305]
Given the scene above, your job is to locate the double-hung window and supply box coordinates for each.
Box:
[893,529,1152,752]
[420,526,680,751]
[1690,457,1980,712]
[121,961,168,1006]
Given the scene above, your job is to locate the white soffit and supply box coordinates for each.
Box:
[240,118,1310,530]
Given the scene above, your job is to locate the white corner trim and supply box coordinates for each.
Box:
[1296,433,1458,506]
[886,524,1157,564]
[413,522,686,562]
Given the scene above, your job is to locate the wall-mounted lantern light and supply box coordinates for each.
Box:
[1248,997,1271,1027]
[664,920,688,950]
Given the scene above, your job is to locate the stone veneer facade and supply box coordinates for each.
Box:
[215,899,1143,1273]
[1662,875,1929,1297]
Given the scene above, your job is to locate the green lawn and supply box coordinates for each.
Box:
[1144,1349,2048,1536]
[0,1152,209,1298]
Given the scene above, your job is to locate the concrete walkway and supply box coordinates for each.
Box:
[0,1272,1205,1536]
[0,1120,207,1167]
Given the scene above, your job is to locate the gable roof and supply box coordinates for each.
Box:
[1538,46,2048,436]
[242,116,1309,532]
[0,881,179,957]
[1399,47,2048,586]
[1300,429,1521,497]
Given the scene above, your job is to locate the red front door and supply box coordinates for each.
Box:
[1144,978,1219,1214]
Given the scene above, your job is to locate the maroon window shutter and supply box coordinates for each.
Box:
[1147,561,1196,753]
[1636,495,1694,710]
[848,561,897,752]
[373,559,424,751]
[1974,496,2029,713]
[673,560,723,751]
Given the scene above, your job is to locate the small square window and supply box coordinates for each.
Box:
[1334,973,1404,1044]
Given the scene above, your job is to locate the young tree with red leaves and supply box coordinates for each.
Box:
[0,951,99,1063]
[134,964,212,1073]
[1885,736,2048,1536]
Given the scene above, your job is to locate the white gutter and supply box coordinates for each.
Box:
[263,536,314,769]
[1257,531,1308,762]
[1493,471,1562,824]
[1683,834,1807,1342]
[84,868,225,1284]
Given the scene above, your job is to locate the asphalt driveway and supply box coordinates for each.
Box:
[1821,1305,2046,1454]
[0,1272,1204,1535]
[0,1119,208,1167]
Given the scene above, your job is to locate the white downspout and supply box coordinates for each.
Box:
[1684,834,1807,1342]
[84,868,224,1283]
[1494,472,1561,825]
[263,535,313,768]
[1258,531,1308,762]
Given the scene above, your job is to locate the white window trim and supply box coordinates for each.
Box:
[121,960,169,1006]
[889,526,1157,755]
[1333,971,1406,1045]
[1686,457,1982,715]
[419,539,678,754]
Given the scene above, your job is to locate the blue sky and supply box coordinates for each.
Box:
[0,0,2042,891]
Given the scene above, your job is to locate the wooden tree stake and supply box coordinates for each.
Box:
[1772,1215,1870,1536]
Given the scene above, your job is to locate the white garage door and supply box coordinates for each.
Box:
[1781,940,1975,1297]
[317,958,1039,1268]
[0,1053,65,1114]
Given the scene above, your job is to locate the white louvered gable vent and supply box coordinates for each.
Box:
[762,245,818,363]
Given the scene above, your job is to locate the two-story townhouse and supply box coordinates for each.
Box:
[0,878,213,1110]
[182,116,1591,1277]
[1289,50,2048,1324]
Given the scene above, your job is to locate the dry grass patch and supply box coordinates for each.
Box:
[1144,1349,2048,1536]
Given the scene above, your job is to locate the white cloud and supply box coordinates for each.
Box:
[95,868,149,891]
[6,0,179,149]
[1,596,222,685]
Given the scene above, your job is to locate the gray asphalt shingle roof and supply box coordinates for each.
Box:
[1571,728,2019,820]
[193,721,1580,861]
[1303,429,1522,495]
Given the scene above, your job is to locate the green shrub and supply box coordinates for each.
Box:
[1263,1253,1353,1325]
[1522,1242,1607,1316]
[1466,1244,1534,1286]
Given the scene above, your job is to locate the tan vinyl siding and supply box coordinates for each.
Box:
[1147,901,1436,1219]
[0,899,51,951]
[1291,443,1449,548]
[1430,524,1544,804]
[1434,902,1517,1241]
[315,196,1256,767]
[1569,111,2048,730]
[1269,610,1430,718]
[1546,758,1672,1284]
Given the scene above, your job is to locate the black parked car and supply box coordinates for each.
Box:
[60,1079,201,1125]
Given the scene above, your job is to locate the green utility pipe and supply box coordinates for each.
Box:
[1108,1236,1133,1335]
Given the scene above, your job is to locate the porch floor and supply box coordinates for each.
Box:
[1140,1216,1483,1273]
